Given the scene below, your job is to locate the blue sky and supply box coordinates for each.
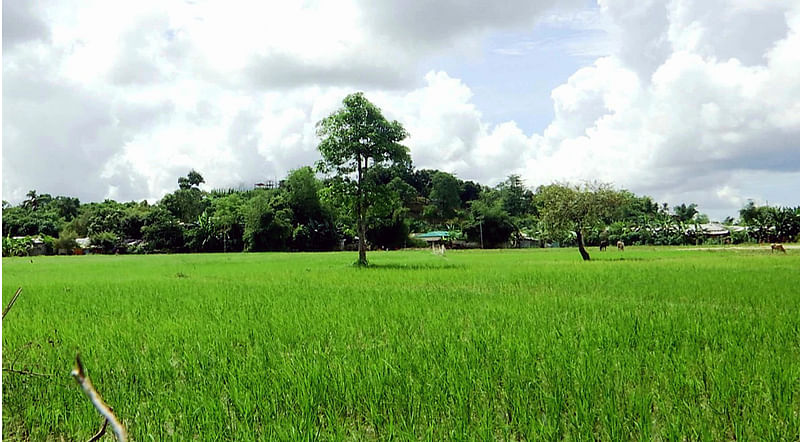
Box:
[430,27,604,133]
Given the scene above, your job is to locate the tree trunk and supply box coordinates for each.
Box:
[356,154,368,266]
[576,230,590,261]
[358,219,368,266]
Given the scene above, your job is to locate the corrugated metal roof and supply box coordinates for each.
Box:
[415,231,450,238]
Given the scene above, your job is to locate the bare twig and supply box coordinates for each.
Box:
[88,417,109,442]
[2,287,23,320]
[2,367,52,378]
[71,354,128,442]
[9,341,34,370]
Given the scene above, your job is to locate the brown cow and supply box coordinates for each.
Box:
[771,243,786,254]
[617,240,625,251]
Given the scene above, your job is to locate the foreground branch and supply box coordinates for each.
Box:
[2,287,23,320]
[71,354,127,442]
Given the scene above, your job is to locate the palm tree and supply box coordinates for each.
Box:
[21,190,40,211]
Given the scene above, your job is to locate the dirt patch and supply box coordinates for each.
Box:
[679,245,799,251]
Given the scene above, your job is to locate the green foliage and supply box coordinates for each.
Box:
[283,167,339,251]
[464,193,516,248]
[178,169,205,190]
[209,193,247,252]
[672,203,698,223]
[120,203,152,240]
[20,190,51,211]
[162,189,208,224]
[243,191,293,252]
[54,231,79,252]
[141,207,184,251]
[739,201,800,242]
[407,169,435,198]
[537,182,624,259]
[459,180,482,206]
[184,211,221,253]
[2,236,33,257]
[316,92,410,265]
[89,231,121,254]
[428,171,461,222]
[316,93,410,177]
[285,167,322,221]
[85,200,126,237]
[498,174,532,218]
[537,183,623,235]
[1,206,62,237]
[367,212,410,250]
[6,156,795,255]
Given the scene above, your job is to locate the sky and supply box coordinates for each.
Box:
[3,0,799,221]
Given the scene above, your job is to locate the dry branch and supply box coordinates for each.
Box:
[71,354,128,442]
[2,287,23,320]
[2,367,51,378]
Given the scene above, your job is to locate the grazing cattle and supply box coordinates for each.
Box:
[617,240,625,251]
[599,240,609,251]
[771,243,786,253]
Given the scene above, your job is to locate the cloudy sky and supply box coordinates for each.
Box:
[3,0,799,220]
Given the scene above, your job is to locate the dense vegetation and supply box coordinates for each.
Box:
[3,94,799,258]
[3,168,798,258]
[3,249,799,440]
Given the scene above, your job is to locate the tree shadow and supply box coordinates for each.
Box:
[601,257,645,262]
[363,262,466,270]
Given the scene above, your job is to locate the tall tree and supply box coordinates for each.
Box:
[316,92,410,266]
[164,171,209,223]
[537,182,623,261]
[21,190,51,211]
[498,174,535,246]
[178,169,205,190]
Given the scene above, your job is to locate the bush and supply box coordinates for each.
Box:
[730,230,751,244]
[90,231,121,253]
[54,232,79,253]
[40,235,56,255]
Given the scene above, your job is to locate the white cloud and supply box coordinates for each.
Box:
[511,0,800,219]
[4,0,577,204]
[3,0,799,220]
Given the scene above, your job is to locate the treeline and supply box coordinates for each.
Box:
[2,167,798,257]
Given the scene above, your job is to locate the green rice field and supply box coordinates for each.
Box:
[3,247,800,440]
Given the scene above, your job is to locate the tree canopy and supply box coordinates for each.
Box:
[537,182,623,261]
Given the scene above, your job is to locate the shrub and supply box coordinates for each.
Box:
[54,232,79,253]
[2,236,33,257]
[90,231,120,253]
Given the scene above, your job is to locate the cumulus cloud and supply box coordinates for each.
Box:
[3,0,571,204]
[517,0,800,218]
[3,0,799,220]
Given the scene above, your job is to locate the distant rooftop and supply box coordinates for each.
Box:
[415,231,450,239]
